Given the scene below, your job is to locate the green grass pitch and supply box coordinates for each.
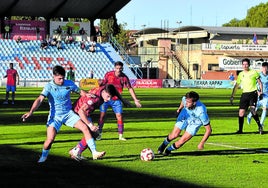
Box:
[0,87,268,188]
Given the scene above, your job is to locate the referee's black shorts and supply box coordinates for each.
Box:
[239,90,258,110]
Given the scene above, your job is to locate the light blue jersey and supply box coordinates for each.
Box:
[41,80,80,132]
[257,72,268,108]
[259,72,268,94]
[176,96,210,135]
[41,80,79,115]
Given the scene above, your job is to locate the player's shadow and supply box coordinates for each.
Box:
[0,145,209,188]
[158,147,268,158]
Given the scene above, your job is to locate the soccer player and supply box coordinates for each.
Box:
[247,62,268,129]
[230,58,263,134]
[3,62,19,105]
[69,84,131,160]
[157,91,212,156]
[21,65,105,163]
[97,61,142,141]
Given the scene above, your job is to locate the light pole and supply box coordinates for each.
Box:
[176,21,182,80]
[141,24,146,36]
[176,21,182,46]
[146,58,152,79]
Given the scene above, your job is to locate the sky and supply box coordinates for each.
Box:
[113,0,266,30]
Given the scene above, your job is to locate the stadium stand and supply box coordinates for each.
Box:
[0,39,137,81]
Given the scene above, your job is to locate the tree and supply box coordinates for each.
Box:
[100,16,128,48]
[223,2,268,27]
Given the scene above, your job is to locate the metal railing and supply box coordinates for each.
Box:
[109,36,143,79]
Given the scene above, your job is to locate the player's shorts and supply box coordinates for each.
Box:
[239,90,258,110]
[46,110,80,132]
[175,119,203,136]
[100,99,123,114]
[6,85,16,92]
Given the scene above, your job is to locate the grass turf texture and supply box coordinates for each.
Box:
[0,87,268,188]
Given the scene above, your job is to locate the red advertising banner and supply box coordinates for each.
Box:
[132,79,163,88]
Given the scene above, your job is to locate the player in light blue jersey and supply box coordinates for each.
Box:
[158,91,212,156]
[247,62,268,129]
[21,65,105,163]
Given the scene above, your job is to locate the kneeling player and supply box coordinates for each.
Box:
[158,91,212,156]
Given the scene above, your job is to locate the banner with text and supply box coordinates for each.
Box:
[180,79,234,88]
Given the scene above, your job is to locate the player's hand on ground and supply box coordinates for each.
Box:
[230,96,234,105]
[198,143,204,150]
[134,99,142,108]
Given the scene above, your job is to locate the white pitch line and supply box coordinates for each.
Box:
[207,142,248,150]
[207,142,268,153]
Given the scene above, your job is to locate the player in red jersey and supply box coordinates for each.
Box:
[69,84,131,160]
[3,63,19,105]
[97,61,142,141]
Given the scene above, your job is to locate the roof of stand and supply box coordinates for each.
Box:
[0,0,131,19]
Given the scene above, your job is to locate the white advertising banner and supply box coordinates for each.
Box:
[219,57,266,70]
[202,43,268,51]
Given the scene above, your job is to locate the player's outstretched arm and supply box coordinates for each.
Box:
[198,124,212,150]
[128,88,142,108]
[21,95,45,121]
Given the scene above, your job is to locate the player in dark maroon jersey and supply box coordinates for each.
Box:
[97,61,142,141]
[69,84,130,160]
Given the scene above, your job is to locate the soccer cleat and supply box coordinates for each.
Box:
[259,126,263,135]
[247,115,251,125]
[92,151,106,160]
[38,156,47,163]
[69,147,85,161]
[163,149,171,156]
[95,133,102,141]
[157,144,167,154]
[3,101,8,105]
[119,135,127,141]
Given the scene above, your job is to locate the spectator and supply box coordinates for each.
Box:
[56,40,63,50]
[56,25,62,41]
[90,70,94,79]
[96,28,102,43]
[16,36,22,43]
[67,67,75,81]
[40,39,48,50]
[80,41,86,50]
[87,41,96,53]
[36,26,40,40]
[4,24,10,39]
[49,37,57,47]
[3,63,19,105]
[67,26,73,37]
[79,27,86,41]
[229,73,235,81]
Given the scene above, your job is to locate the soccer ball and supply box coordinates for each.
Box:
[140,148,155,161]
